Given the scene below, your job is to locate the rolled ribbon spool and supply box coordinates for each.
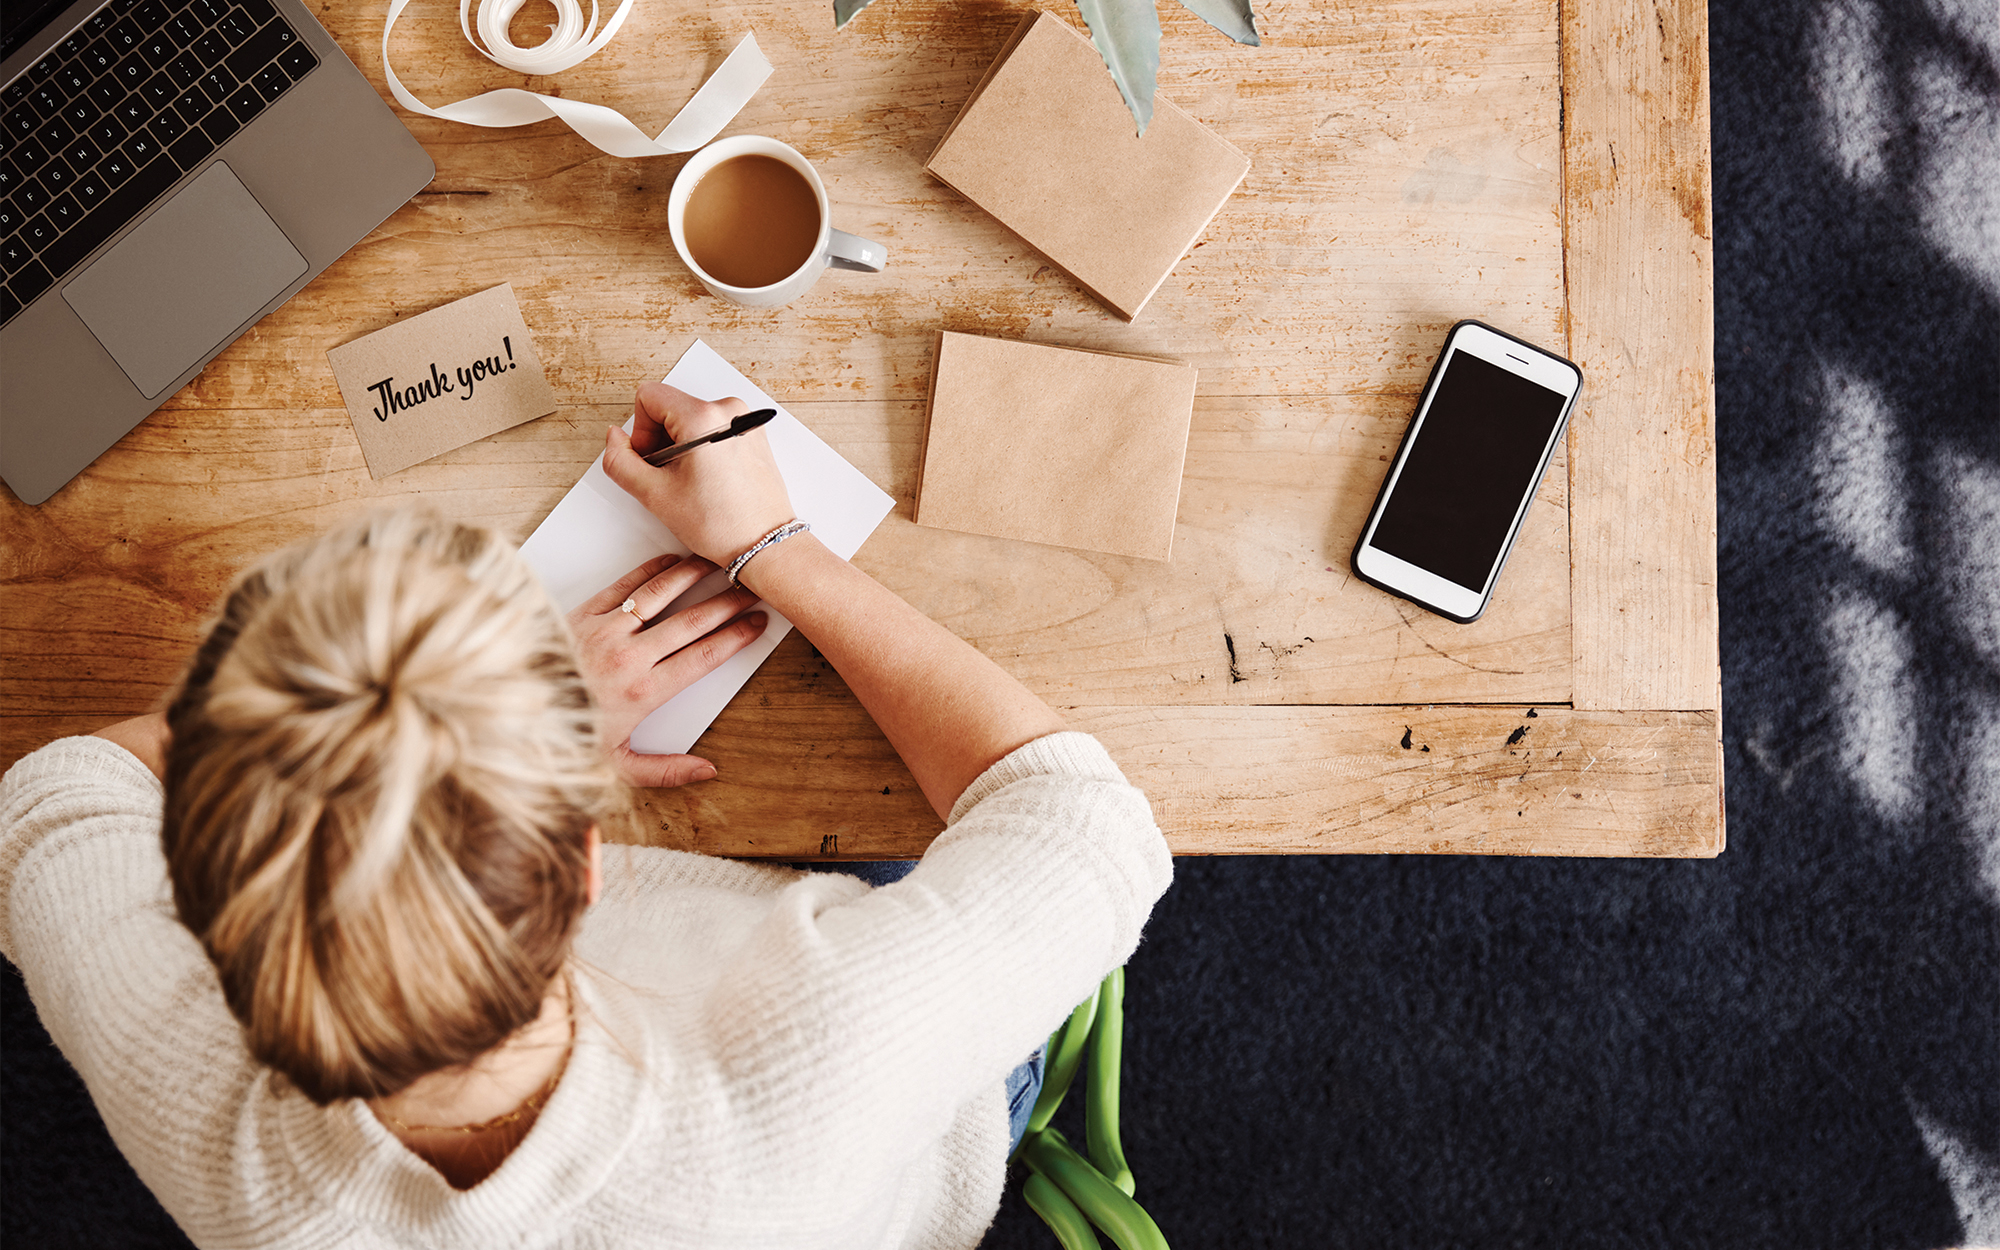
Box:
[381,0,772,158]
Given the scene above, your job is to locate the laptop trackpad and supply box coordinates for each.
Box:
[63,163,308,401]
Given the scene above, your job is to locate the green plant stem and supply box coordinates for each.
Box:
[1024,1170,1103,1250]
[1020,1127,1169,1250]
[1025,985,1100,1138]
[1084,966,1133,1195]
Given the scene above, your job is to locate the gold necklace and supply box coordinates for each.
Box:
[377,1061,566,1136]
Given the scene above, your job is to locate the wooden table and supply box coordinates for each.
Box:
[0,0,1721,858]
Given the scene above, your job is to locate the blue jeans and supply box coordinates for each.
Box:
[804,860,1047,1155]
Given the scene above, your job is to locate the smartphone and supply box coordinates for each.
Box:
[1351,321,1582,623]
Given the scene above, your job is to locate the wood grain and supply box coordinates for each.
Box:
[1561,0,1721,713]
[613,649,1722,859]
[0,0,1721,855]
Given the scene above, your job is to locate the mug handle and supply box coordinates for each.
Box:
[827,230,888,273]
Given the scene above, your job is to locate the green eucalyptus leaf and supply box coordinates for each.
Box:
[1073,0,1160,136]
[833,0,877,29]
[1176,0,1260,45]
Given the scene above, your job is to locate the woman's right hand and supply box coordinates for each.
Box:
[600,383,796,567]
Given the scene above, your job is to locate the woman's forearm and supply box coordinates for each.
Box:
[736,534,1065,821]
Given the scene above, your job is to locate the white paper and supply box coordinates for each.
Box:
[381,0,772,159]
[518,341,895,755]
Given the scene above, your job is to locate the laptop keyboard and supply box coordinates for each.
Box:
[0,0,320,327]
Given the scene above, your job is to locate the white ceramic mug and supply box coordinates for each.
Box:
[668,136,887,308]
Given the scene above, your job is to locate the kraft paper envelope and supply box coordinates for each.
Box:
[326,283,557,479]
[915,331,1197,561]
[517,340,894,757]
[925,10,1250,321]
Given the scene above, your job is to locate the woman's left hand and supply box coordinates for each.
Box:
[568,553,769,788]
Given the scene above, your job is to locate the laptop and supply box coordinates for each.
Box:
[1,0,434,505]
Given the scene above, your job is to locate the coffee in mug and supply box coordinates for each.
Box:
[681,155,821,290]
[668,136,888,309]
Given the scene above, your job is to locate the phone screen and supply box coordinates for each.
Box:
[1369,350,1570,592]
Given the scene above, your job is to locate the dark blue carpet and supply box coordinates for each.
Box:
[6,0,1995,1244]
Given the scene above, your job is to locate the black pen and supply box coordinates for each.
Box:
[641,408,779,467]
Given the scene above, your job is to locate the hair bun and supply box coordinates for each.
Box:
[160,509,609,1104]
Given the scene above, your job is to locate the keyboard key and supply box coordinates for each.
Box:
[214,10,253,44]
[106,17,143,54]
[172,87,209,125]
[87,6,119,33]
[22,212,57,249]
[0,203,18,234]
[193,31,227,65]
[115,96,152,128]
[276,42,316,78]
[62,98,97,132]
[63,134,100,169]
[198,68,231,101]
[200,105,239,143]
[1,235,28,273]
[166,14,203,46]
[11,255,54,304]
[99,149,135,186]
[236,0,277,25]
[38,156,76,193]
[60,28,95,59]
[252,63,289,101]
[190,0,229,21]
[4,108,36,140]
[54,61,94,95]
[141,73,177,109]
[90,113,126,147]
[79,38,118,77]
[167,51,202,87]
[34,116,73,149]
[13,138,50,173]
[17,176,50,212]
[225,20,292,79]
[73,169,109,209]
[168,125,214,169]
[148,105,187,143]
[113,0,144,14]
[28,81,66,119]
[0,158,19,194]
[226,83,263,123]
[140,33,178,69]
[89,75,126,109]
[121,127,160,164]
[112,56,151,90]
[46,190,83,231]
[133,0,171,30]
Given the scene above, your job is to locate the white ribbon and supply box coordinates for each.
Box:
[382,0,772,158]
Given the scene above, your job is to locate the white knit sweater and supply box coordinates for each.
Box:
[0,731,1171,1249]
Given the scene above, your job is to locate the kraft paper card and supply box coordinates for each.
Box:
[327,283,558,479]
[925,10,1251,321]
[517,340,894,757]
[914,331,1197,561]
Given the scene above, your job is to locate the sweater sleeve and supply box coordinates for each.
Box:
[693,731,1172,1205]
[0,737,265,1239]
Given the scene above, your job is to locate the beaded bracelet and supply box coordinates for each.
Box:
[726,519,811,586]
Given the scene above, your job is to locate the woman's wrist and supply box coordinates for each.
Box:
[733,529,841,603]
[725,519,811,586]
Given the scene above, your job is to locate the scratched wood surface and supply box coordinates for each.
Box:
[0,0,1722,855]
[1561,0,1721,714]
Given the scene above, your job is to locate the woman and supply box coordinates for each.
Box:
[0,383,1172,1247]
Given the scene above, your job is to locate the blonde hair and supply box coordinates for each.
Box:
[162,509,612,1105]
